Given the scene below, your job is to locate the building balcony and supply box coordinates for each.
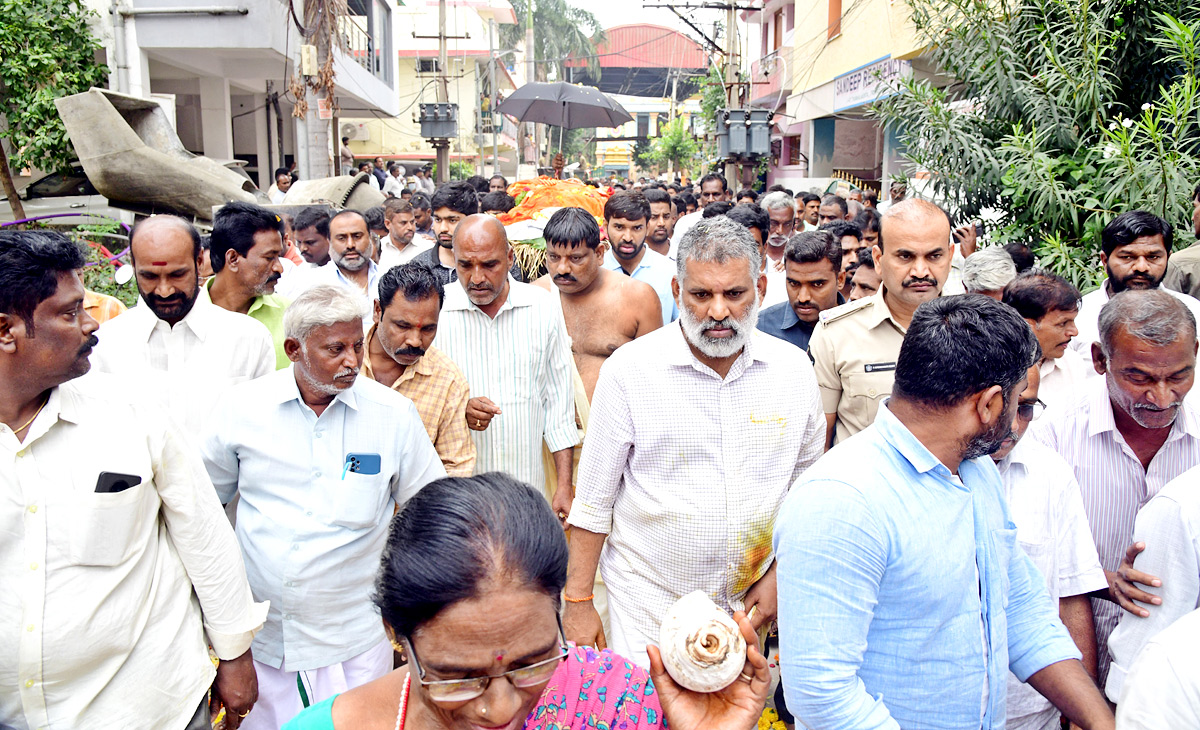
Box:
[750,47,792,110]
[126,0,398,115]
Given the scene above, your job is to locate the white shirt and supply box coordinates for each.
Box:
[996,438,1109,729]
[762,261,789,308]
[277,261,322,299]
[0,375,266,730]
[89,296,275,441]
[668,209,702,253]
[569,326,825,663]
[1038,348,1093,413]
[1115,607,1200,729]
[1031,377,1200,682]
[378,233,433,274]
[1107,463,1200,700]
[1070,281,1200,355]
[201,368,445,671]
[433,279,578,492]
[382,173,405,198]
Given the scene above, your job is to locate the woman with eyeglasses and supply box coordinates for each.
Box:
[283,472,771,730]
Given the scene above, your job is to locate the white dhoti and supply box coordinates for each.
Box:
[241,638,393,730]
[542,354,610,640]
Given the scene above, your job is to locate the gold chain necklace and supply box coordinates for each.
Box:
[12,396,48,436]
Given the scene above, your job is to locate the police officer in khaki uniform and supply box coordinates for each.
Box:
[809,199,956,447]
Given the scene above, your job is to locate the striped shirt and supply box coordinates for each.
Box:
[433,279,578,490]
[1030,377,1200,682]
[569,326,825,665]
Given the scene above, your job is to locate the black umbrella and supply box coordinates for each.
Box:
[497,81,633,130]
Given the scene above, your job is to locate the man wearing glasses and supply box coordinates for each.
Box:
[993,365,1108,730]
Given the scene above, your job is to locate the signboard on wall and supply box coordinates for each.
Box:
[834,57,913,112]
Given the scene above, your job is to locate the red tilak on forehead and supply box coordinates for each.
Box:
[151,261,168,266]
[496,653,504,662]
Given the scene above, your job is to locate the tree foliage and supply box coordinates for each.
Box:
[638,116,700,175]
[500,0,606,81]
[872,0,1200,290]
[0,0,108,173]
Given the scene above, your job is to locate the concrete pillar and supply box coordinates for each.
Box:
[123,16,152,97]
[199,77,234,159]
[252,93,272,187]
[882,123,906,184]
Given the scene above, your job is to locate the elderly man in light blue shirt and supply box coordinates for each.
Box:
[775,294,1115,730]
[202,284,445,730]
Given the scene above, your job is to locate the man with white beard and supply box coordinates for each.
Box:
[563,216,826,667]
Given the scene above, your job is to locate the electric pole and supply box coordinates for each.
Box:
[299,0,333,180]
[490,17,499,177]
[434,0,451,183]
[525,0,537,172]
[723,4,739,189]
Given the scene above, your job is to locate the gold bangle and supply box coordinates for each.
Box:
[564,593,594,603]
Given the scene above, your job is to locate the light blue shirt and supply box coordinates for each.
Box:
[201,368,446,671]
[774,401,1080,729]
[604,247,679,323]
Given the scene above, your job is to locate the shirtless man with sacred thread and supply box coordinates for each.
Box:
[533,207,662,400]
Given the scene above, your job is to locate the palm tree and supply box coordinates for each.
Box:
[500,0,605,82]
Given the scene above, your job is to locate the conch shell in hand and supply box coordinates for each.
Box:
[658,590,747,693]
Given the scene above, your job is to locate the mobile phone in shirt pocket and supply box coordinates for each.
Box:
[329,473,386,530]
[69,476,152,566]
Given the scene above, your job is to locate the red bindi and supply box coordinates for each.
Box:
[495,653,504,663]
[151,261,168,266]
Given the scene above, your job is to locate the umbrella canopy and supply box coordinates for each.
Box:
[497,82,633,129]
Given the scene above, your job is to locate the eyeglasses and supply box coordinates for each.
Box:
[1016,399,1046,422]
[403,616,569,703]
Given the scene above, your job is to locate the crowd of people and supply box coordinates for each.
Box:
[3,169,1200,730]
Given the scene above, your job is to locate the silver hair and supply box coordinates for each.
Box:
[675,216,762,285]
[283,284,369,342]
[1098,289,1197,358]
[759,191,796,216]
[962,247,1017,294]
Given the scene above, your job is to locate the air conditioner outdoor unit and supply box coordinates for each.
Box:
[340,122,370,142]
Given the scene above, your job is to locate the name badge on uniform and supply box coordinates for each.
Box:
[864,362,897,373]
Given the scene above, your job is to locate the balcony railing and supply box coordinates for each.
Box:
[477,110,518,141]
[340,14,388,82]
[750,47,792,108]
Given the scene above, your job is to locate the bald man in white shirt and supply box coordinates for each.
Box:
[89,215,275,441]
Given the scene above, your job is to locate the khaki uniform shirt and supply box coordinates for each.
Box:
[1164,242,1200,300]
[809,287,907,445]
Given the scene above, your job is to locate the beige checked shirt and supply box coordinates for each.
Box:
[363,326,475,477]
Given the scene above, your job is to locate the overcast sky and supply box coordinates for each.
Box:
[586,0,728,42]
